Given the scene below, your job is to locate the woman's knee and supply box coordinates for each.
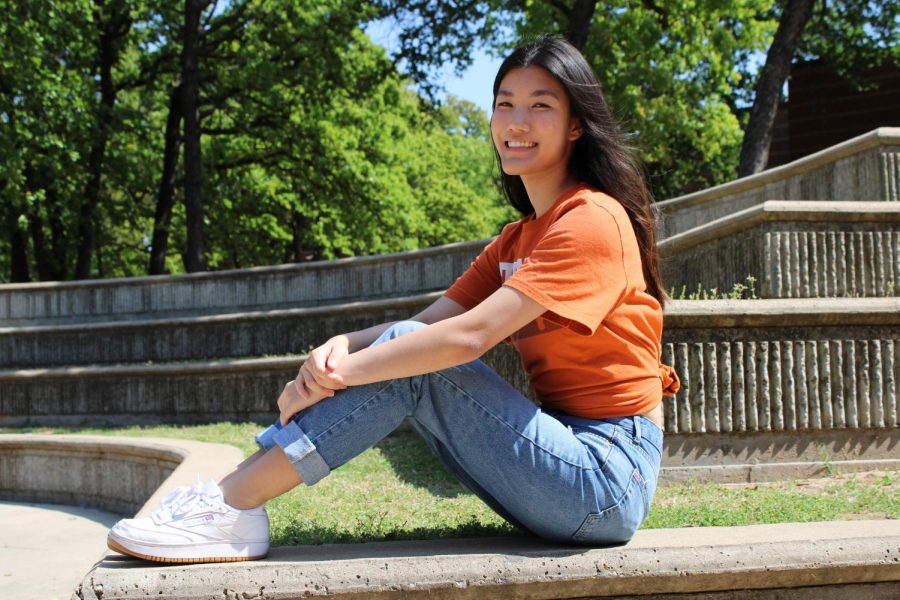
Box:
[371,320,427,346]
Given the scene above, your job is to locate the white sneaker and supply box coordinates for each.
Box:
[107,480,269,563]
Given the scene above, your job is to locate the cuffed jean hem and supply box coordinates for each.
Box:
[255,421,331,486]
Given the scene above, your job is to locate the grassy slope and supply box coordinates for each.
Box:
[3,423,896,545]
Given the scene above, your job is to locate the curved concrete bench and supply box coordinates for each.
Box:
[0,434,243,517]
[0,434,896,599]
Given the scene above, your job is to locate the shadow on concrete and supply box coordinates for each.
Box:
[99,535,604,570]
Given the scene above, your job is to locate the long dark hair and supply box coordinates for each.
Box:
[492,35,667,304]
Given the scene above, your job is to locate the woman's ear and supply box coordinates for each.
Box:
[568,118,583,141]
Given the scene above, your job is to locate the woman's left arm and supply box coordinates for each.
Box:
[333,286,545,387]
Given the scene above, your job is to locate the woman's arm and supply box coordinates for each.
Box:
[333,286,544,386]
[340,296,469,353]
[277,295,476,423]
[278,288,542,423]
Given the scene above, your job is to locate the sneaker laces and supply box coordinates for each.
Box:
[151,479,223,524]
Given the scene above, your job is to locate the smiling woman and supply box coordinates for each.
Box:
[491,66,583,207]
[106,35,681,564]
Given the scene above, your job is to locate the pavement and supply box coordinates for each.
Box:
[0,501,118,600]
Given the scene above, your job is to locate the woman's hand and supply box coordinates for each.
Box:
[298,335,349,393]
[278,336,350,425]
[278,379,329,425]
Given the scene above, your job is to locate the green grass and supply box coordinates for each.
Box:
[4,423,896,544]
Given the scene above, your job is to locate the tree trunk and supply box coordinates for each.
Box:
[10,221,31,283]
[149,83,183,275]
[565,0,599,50]
[75,0,131,279]
[24,168,67,281]
[737,0,816,177]
[180,0,209,272]
[289,211,315,262]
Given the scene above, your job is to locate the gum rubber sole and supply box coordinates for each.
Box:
[107,536,267,564]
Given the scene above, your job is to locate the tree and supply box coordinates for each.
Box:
[378,0,898,196]
[0,0,96,282]
[75,0,135,279]
[0,0,507,282]
[379,0,774,198]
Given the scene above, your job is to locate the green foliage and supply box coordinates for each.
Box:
[798,0,899,81]
[519,0,774,199]
[379,0,897,199]
[0,0,505,281]
[670,276,759,300]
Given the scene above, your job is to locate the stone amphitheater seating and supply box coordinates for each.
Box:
[2,129,897,437]
[2,128,898,600]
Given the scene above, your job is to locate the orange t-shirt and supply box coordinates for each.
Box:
[444,184,680,419]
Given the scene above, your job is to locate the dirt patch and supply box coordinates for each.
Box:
[722,469,896,496]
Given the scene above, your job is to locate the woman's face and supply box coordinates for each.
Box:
[491,66,582,180]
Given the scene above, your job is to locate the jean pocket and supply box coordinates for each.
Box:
[570,428,615,471]
[572,468,645,544]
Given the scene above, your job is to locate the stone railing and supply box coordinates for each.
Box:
[0,239,485,324]
[660,200,900,298]
[656,127,900,238]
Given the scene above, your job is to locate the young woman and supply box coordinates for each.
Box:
[107,35,680,563]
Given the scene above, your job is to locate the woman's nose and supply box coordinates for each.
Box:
[506,108,529,132]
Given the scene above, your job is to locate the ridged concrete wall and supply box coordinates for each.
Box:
[0,240,485,324]
[0,294,438,368]
[656,129,900,238]
[3,299,896,432]
[0,341,532,427]
[763,229,899,298]
[661,299,899,434]
[660,201,900,298]
[662,338,897,434]
[663,221,899,299]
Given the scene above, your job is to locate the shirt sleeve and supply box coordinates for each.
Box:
[503,203,629,336]
[443,235,503,310]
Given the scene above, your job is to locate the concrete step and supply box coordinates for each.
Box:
[78,522,900,599]
[0,293,438,369]
[656,127,900,238]
[2,297,897,433]
[659,200,900,298]
[0,239,486,325]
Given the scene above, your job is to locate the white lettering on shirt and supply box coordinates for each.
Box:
[499,259,525,282]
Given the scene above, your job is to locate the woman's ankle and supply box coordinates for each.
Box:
[220,480,263,510]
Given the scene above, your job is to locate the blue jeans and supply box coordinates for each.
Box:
[256,321,662,544]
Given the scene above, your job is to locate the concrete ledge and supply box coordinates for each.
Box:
[656,127,900,238]
[0,239,486,324]
[659,201,899,299]
[660,427,900,483]
[76,521,900,599]
[4,298,896,432]
[658,200,900,256]
[0,292,437,368]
